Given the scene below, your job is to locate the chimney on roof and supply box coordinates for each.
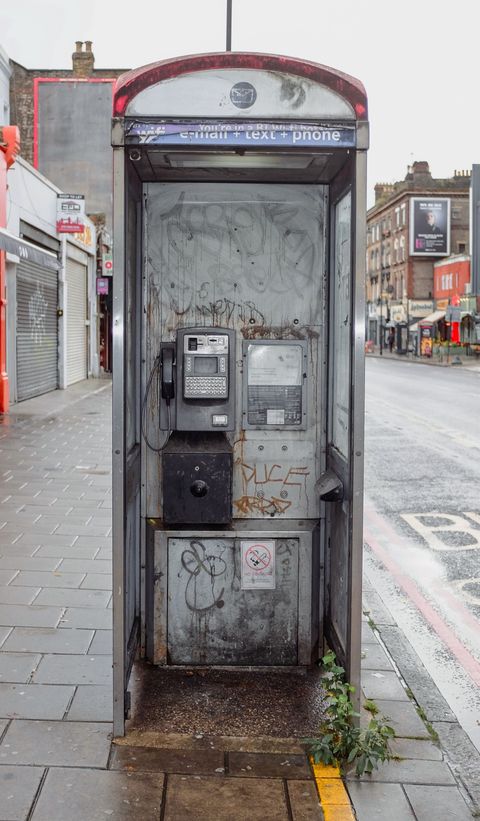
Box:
[72,41,95,77]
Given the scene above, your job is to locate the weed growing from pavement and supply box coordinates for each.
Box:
[307,650,395,776]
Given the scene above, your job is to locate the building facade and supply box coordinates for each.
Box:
[9,42,128,237]
[4,154,97,403]
[366,162,470,347]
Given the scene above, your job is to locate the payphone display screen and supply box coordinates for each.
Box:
[245,342,306,427]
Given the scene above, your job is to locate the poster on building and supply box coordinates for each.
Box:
[410,197,450,256]
[241,540,275,589]
[419,325,433,357]
[56,193,85,233]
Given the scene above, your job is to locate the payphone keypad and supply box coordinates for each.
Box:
[183,334,229,400]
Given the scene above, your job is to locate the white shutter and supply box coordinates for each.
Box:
[16,260,58,401]
[66,257,87,385]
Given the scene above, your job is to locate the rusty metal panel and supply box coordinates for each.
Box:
[143,182,327,520]
[167,537,299,665]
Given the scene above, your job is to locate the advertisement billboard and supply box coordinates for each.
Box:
[410,197,450,256]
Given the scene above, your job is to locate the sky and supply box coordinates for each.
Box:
[1,0,478,207]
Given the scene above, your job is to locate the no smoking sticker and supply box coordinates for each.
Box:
[241,540,275,589]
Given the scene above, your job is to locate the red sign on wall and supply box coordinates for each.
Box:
[56,193,85,233]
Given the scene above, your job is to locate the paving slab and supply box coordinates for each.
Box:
[65,685,113,721]
[87,630,112,654]
[32,653,112,685]
[110,743,225,774]
[0,683,74,719]
[80,573,112,590]
[361,698,430,738]
[2,627,94,654]
[30,767,163,821]
[287,780,324,821]
[34,545,98,559]
[0,604,63,628]
[163,773,289,821]
[362,670,410,701]
[32,587,111,608]
[0,653,41,683]
[390,737,443,761]
[360,642,394,671]
[346,757,456,785]
[0,626,12,647]
[0,720,112,767]
[362,591,397,626]
[0,556,60,571]
[11,570,86,588]
[11,534,77,548]
[346,781,415,820]
[0,764,45,821]
[0,568,18,584]
[55,524,111,538]
[228,751,311,779]
[57,558,111,574]
[0,586,40,605]
[59,607,112,630]
[378,625,457,723]
[403,784,473,820]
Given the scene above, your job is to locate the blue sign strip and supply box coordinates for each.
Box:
[125,121,356,148]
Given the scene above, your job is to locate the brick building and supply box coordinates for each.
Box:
[9,42,129,235]
[366,161,470,346]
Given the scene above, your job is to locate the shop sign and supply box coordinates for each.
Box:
[96,277,109,295]
[390,304,406,322]
[72,224,93,250]
[409,300,434,317]
[102,253,113,276]
[56,193,85,233]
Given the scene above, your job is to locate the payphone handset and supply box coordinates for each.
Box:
[181,331,229,400]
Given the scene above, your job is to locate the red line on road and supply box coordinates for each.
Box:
[364,505,480,688]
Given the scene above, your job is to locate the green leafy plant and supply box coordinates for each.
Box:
[307,650,395,776]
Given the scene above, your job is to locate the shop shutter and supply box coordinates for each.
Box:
[16,260,58,401]
[66,257,87,385]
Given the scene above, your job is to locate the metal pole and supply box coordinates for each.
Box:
[226,0,232,51]
[379,292,383,355]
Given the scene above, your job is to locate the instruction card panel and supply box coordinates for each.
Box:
[241,540,276,589]
[245,341,306,428]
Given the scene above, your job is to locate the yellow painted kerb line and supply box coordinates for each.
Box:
[310,760,355,821]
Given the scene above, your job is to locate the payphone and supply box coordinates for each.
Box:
[159,327,235,525]
[160,327,235,433]
[112,51,368,735]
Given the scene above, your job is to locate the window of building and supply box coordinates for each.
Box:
[394,238,399,263]
[395,207,400,227]
[401,204,406,225]
[400,236,405,261]
[458,242,466,253]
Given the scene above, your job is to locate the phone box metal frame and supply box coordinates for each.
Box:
[112,52,369,736]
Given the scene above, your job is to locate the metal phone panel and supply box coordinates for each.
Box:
[166,536,299,665]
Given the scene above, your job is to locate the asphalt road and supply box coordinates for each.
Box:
[364,357,480,752]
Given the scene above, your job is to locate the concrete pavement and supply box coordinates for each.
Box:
[0,379,476,819]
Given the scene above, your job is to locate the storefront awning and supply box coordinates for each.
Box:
[0,227,61,271]
[418,310,445,325]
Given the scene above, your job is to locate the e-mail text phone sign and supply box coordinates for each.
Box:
[410,197,450,256]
